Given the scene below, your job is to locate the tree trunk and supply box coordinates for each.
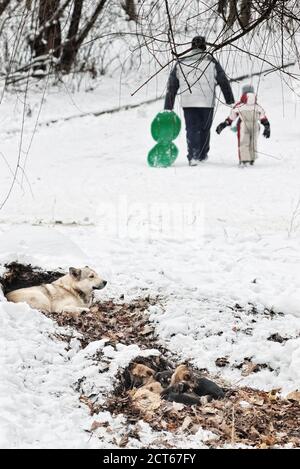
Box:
[59,0,108,73]
[217,0,228,15]
[59,0,83,72]
[227,0,238,27]
[121,0,138,22]
[240,0,252,28]
[31,0,62,61]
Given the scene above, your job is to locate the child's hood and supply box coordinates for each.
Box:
[240,92,257,105]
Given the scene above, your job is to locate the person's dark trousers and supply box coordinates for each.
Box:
[183,107,214,161]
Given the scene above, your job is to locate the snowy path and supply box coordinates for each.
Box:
[0,72,300,448]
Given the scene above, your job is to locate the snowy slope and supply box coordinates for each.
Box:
[0,67,299,448]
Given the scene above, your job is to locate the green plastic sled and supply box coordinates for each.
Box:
[148,111,181,168]
[148,142,179,168]
[151,111,181,143]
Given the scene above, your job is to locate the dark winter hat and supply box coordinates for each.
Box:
[191,36,206,50]
[242,84,255,94]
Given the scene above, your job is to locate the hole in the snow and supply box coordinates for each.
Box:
[0,262,64,294]
[83,354,300,449]
[0,262,164,349]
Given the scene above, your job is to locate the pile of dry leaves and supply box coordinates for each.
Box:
[99,357,300,448]
[45,297,162,349]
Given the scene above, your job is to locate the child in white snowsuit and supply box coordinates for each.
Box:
[216,85,270,165]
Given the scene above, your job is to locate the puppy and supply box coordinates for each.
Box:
[193,377,225,399]
[164,364,225,404]
[142,380,163,395]
[130,388,162,412]
[162,381,201,406]
[129,364,163,411]
[170,364,194,385]
[129,364,155,388]
[154,370,173,388]
[6,267,107,314]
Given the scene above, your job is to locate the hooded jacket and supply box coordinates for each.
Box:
[164,50,234,110]
[227,92,268,125]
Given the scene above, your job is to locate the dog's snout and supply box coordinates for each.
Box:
[92,280,107,291]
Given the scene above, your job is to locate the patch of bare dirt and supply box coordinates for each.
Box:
[0,262,64,294]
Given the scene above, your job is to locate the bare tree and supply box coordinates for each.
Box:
[0,0,299,84]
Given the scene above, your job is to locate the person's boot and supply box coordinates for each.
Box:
[189,158,200,167]
[199,154,208,162]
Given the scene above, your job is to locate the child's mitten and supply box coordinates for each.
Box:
[261,119,271,138]
[216,119,231,134]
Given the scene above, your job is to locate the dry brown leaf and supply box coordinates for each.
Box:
[242,362,259,377]
[167,421,179,431]
[119,434,129,447]
[249,426,260,437]
[202,406,218,415]
[260,435,276,447]
[286,391,300,402]
[249,396,264,406]
[141,325,154,335]
[190,424,201,434]
[207,415,224,428]
[219,421,232,437]
[181,416,193,431]
[90,420,104,431]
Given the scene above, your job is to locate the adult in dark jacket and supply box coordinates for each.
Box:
[164,36,235,166]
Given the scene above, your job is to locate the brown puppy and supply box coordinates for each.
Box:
[129,364,155,388]
[170,364,194,385]
[142,379,163,395]
[131,388,161,413]
[129,365,163,411]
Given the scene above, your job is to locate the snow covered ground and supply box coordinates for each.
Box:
[0,64,300,448]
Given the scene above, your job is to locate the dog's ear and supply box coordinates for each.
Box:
[69,267,82,280]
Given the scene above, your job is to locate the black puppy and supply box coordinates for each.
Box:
[161,382,201,406]
[194,377,225,399]
[154,370,173,388]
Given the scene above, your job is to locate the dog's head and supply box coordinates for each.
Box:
[170,364,194,385]
[130,364,155,388]
[68,267,107,294]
